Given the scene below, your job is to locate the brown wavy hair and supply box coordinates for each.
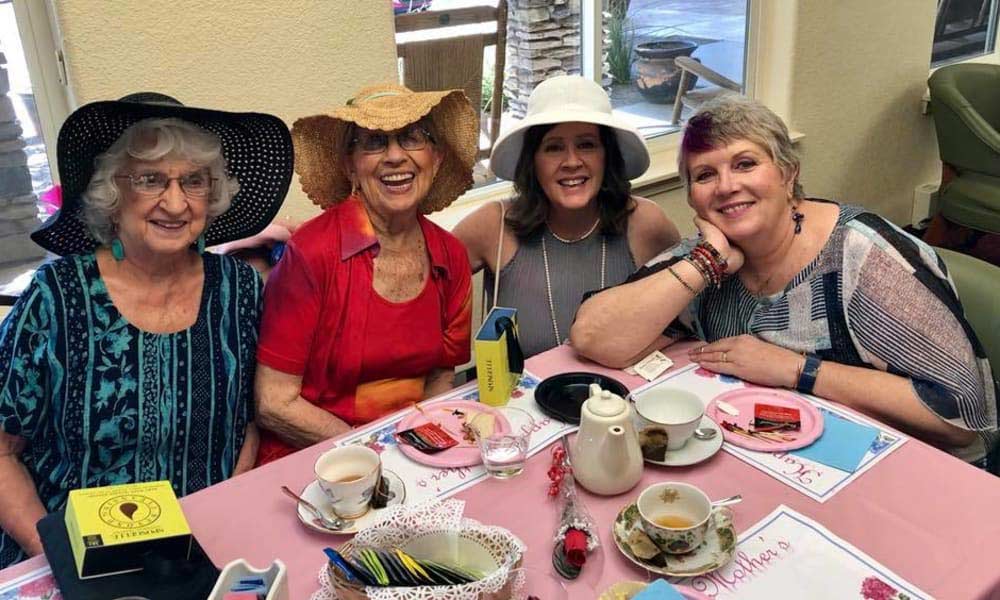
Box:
[505,124,634,239]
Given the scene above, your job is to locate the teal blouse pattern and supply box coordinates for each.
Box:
[0,252,261,568]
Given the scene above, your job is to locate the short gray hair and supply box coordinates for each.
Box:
[81,118,240,245]
[677,95,803,199]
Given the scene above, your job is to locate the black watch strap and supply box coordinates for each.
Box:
[796,354,822,395]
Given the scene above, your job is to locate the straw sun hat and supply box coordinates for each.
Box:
[291,83,480,214]
[31,93,294,257]
[489,75,650,181]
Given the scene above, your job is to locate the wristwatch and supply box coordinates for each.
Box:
[796,354,822,394]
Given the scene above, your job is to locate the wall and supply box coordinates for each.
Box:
[52,0,400,223]
[784,0,941,224]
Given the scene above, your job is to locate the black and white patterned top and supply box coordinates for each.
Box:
[628,201,998,463]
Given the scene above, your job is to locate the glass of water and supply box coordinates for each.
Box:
[475,407,535,479]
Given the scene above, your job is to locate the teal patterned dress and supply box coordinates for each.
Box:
[0,252,261,568]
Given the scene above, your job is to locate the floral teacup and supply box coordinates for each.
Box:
[637,482,730,554]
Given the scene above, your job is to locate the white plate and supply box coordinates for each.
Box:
[642,416,723,467]
[296,469,405,535]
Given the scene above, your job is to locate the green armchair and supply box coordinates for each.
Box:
[927,64,1000,235]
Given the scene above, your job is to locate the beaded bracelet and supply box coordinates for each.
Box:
[667,264,698,296]
[691,244,726,283]
[688,248,720,288]
[696,241,728,272]
[683,257,712,288]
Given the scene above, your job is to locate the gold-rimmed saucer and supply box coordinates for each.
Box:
[611,502,736,577]
[296,469,405,535]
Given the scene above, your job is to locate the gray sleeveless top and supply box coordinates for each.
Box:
[485,227,635,358]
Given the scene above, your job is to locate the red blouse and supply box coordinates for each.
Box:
[256,196,472,464]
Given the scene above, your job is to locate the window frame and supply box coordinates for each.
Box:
[930,0,1000,68]
[10,0,71,182]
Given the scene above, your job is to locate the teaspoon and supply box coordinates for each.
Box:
[693,427,718,440]
[281,485,353,531]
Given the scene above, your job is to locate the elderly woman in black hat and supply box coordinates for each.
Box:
[0,94,293,567]
[255,83,476,464]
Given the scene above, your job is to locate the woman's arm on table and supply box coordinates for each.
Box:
[233,422,259,475]
[424,368,455,398]
[693,336,976,448]
[571,258,705,368]
[0,431,45,557]
[255,365,351,449]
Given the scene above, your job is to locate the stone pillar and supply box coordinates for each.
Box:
[503,0,583,119]
[0,52,46,264]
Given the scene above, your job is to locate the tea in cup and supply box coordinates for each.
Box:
[633,387,704,458]
[314,445,381,519]
[637,482,719,554]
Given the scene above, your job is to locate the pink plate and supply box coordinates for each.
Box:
[396,400,510,467]
[706,388,823,452]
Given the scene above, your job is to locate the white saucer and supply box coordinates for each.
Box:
[296,469,405,535]
[612,503,736,577]
[642,416,723,467]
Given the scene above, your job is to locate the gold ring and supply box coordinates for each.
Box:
[722,351,728,362]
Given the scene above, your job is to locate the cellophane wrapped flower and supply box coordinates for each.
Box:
[547,444,599,578]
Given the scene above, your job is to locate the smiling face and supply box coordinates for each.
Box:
[347,124,444,221]
[686,139,796,243]
[115,157,210,259]
[533,122,606,212]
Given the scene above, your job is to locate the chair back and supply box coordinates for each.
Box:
[936,248,1000,378]
[395,2,507,159]
[928,63,1000,176]
[936,247,1000,475]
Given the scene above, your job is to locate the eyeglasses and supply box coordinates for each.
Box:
[115,171,217,199]
[351,126,435,155]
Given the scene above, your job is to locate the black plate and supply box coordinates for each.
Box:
[534,372,630,425]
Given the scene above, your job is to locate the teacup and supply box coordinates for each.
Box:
[633,387,704,453]
[314,445,381,519]
[637,482,722,554]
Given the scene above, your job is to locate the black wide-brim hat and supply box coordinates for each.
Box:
[31,94,295,256]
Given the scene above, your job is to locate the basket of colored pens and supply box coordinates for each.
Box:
[323,528,524,599]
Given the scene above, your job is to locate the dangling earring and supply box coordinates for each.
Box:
[791,203,805,234]
[111,238,125,261]
[350,178,358,197]
[196,235,206,254]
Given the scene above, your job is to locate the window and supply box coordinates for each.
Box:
[606,0,748,139]
[394,0,750,190]
[0,0,66,297]
[931,0,1000,65]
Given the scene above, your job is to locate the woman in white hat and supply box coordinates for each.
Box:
[254,83,477,465]
[454,75,680,358]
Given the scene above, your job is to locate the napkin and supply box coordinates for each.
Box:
[790,410,878,472]
[632,578,685,599]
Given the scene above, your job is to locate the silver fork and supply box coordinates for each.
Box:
[281,485,353,531]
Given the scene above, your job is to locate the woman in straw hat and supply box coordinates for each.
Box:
[254,83,476,465]
[0,93,293,567]
[454,75,680,358]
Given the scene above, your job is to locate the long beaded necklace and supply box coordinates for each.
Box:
[541,219,606,346]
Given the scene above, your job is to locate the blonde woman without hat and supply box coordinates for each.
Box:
[454,76,680,358]
[254,84,477,465]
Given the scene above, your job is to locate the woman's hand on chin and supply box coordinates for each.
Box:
[689,335,804,389]
[694,216,744,275]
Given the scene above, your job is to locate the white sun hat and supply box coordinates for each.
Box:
[489,75,651,181]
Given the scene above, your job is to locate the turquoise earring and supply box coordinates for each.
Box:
[110,238,125,261]
[196,235,206,254]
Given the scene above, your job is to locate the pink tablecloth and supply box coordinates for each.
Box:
[4,343,1000,599]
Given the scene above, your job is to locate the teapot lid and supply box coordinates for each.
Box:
[588,389,627,418]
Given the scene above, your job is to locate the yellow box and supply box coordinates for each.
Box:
[475,307,523,407]
[64,480,192,579]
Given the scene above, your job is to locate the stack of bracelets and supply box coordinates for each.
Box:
[686,241,728,289]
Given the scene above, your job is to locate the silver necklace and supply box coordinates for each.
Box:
[542,228,606,346]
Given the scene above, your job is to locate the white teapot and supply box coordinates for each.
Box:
[571,383,643,495]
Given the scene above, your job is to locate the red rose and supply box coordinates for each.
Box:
[564,528,588,567]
